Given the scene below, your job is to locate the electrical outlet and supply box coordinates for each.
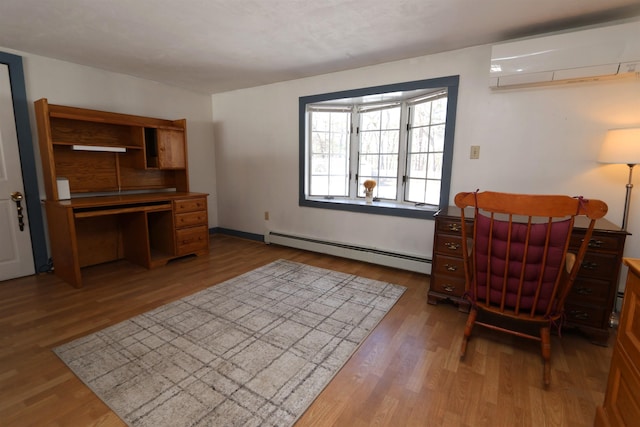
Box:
[264,211,269,220]
[470,145,480,159]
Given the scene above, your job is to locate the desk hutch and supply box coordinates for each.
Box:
[34,98,209,288]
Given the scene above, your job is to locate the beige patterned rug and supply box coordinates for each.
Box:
[54,259,406,427]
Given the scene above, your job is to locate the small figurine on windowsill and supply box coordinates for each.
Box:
[363,179,376,204]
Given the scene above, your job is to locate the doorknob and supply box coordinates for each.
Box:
[10,191,25,231]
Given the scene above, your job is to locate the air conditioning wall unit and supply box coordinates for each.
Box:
[489,21,640,88]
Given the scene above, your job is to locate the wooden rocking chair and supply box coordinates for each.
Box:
[455,191,608,386]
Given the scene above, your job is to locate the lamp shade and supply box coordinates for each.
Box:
[598,128,640,165]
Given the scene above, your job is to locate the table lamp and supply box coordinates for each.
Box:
[598,128,640,231]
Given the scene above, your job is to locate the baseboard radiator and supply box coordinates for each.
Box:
[265,231,431,274]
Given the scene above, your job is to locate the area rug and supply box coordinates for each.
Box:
[54,259,406,427]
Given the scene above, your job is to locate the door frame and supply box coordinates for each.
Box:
[1,51,48,273]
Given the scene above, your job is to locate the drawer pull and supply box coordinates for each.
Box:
[444,242,460,250]
[444,264,458,272]
[575,287,593,295]
[569,310,590,320]
[447,223,461,232]
[587,238,604,248]
[443,285,456,293]
[581,261,598,270]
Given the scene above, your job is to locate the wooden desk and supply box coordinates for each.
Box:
[34,99,209,288]
[45,192,209,288]
[594,258,640,426]
[428,206,628,345]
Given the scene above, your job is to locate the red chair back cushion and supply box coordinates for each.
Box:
[473,213,571,313]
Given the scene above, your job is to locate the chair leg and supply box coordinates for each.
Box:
[540,326,551,386]
[460,307,477,358]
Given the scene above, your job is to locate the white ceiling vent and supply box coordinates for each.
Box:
[489,21,640,88]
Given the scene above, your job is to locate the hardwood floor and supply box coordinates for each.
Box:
[0,234,613,426]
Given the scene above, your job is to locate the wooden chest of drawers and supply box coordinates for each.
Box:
[428,206,628,344]
[174,197,209,257]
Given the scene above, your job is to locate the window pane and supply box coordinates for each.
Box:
[425,179,441,205]
[329,176,348,196]
[311,132,329,154]
[430,124,445,152]
[310,176,328,195]
[311,154,328,174]
[426,153,443,179]
[381,108,400,129]
[360,131,379,153]
[412,103,432,126]
[331,153,348,175]
[410,127,429,152]
[406,178,426,203]
[408,153,428,179]
[330,132,347,154]
[331,112,349,132]
[431,98,448,124]
[359,154,379,176]
[379,154,398,177]
[380,130,399,153]
[360,111,380,130]
[377,177,397,199]
[312,111,330,131]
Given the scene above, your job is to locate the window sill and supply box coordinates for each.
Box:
[300,197,438,219]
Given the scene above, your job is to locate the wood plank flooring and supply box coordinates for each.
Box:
[0,234,613,426]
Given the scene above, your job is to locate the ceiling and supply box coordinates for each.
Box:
[2,0,640,94]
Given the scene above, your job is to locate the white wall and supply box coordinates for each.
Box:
[3,48,218,227]
[211,39,640,272]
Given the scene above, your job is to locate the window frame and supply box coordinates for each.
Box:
[299,75,459,220]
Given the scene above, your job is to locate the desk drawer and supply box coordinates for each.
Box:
[434,234,465,256]
[175,210,207,228]
[431,275,466,298]
[570,233,624,253]
[565,302,607,328]
[176,225,209,255]
[578,252,619,280]
[433,254,465,277]
[175,197,207,213]
[570,277,611,305]
[436,218,473,235]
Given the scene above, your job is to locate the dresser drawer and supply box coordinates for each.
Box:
[175,210,207,228]
[569,277,611,305]
[176,225,209,255]
[174,197,207,213]
[433,254,465,277]
[436,218,473,235]
[570,233,624,253]
[431,275,466,298]
[564,303,607,328]
[578,252,619,280]
[434,234,465,256]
